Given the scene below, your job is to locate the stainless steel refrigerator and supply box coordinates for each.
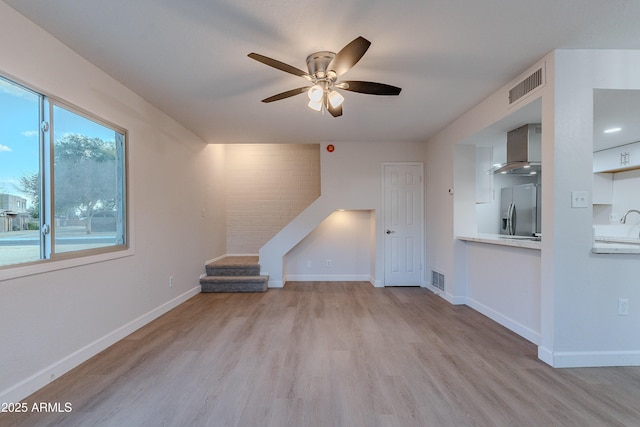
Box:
[500,183,541,236]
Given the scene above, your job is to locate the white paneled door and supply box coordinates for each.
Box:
[383,163,424,286]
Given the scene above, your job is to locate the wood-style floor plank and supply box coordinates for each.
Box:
[2,282,639,427]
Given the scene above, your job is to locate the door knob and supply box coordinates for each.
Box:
[386,229,395,234]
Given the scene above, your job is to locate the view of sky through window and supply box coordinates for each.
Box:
[0,77,116,209]
[0,78,39,206]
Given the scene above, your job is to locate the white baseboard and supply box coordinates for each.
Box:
[268,281,284,288]
[538,346,554,366]
[424,284,466,305]
[449,295,467,305]
[466,297,541,345]
[543,350,640,368]
[0,286,201,403]
[424,283,443,295]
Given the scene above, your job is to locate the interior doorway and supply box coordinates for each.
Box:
[382,163,424,286]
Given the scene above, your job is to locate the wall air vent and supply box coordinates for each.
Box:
[431,270,445,291]
[509,67,543,105]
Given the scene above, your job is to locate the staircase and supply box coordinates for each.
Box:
[200,256,268,292]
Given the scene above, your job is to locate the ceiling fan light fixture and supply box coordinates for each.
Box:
[308,98,323,111]
[328,90,344,108]
[307,84,324,102]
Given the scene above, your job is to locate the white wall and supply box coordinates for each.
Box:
[260,141,426,287]
[0,3,226,402]
[465,243,541,344]
[548,50,640,367]
[450,114,543,341]
[226,144,320,254]
[426,59,549,304]
[285,210,372,282]
[427,50,640,367]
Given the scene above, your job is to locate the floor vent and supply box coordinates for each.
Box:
[509,67,543,105]
[431,270,445,291]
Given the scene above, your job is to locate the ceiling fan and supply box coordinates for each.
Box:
[248,36,401,117]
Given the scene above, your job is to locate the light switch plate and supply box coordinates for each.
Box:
[571,191,589,208]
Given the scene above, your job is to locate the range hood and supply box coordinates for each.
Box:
[494,123,542,175]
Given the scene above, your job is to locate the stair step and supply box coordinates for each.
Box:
[201,256,268,292]
[200,275,268,293]
[206,265,260,277]
[205,256,260,277]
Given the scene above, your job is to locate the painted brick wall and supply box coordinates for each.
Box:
[226,144,320,254]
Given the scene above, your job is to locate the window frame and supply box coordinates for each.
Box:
[0,73,131,277]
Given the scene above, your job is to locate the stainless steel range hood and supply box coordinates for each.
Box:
[494,123,542,175]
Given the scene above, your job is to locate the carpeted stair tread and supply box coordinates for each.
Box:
[205,256,260,277]
[201,275,269,283]
[206,255,258,268]
[200,275,268,293]
[201,256,268,292]
[206,265,260,276]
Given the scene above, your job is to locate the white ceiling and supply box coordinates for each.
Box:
[4,0,640,144]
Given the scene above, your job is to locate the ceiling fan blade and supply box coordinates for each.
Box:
[328,102,343,117]
[339,81,402,96]
[330,36,371,76]
[248,53,311,79]
[261,87,310,103]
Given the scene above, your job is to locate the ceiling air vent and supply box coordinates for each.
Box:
[509,67,543,105]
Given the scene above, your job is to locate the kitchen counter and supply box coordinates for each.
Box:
[592,237,640,254]
[457,233,541,250]
[592,225,640,254]
[459,234,640,253]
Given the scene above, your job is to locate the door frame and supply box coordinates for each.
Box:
[381,162,425,287]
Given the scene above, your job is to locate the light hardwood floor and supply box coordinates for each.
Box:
[3,282,640,426]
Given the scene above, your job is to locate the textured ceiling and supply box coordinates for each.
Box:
[4,0,640,144]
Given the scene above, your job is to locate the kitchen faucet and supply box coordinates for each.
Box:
[620,209,640,224]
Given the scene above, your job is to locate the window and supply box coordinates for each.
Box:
[0,75,127,268]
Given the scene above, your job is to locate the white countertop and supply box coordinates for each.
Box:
[458,233,640,253]
[457,233,541,250]
[592,225,640,254]
[592,237,640,254]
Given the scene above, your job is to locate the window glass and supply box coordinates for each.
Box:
[0,77,41,266]
[52,105,126,254]
[0,74,127,269]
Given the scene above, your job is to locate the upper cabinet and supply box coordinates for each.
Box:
[593,141,640,173]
